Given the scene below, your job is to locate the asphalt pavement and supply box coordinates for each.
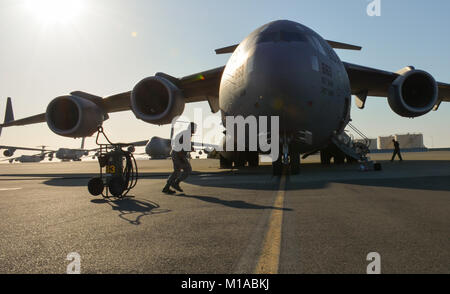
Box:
[0,153,448,273]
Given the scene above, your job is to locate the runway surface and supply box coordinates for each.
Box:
[0,151,449,274]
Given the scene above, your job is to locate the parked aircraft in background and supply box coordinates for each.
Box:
[1,146,48,163]
[4,153,45,163]
[0,144,49,158]
[141,122,217,159]
[1,138,92,162]
[48,137,89,161]
[144,136,171,159]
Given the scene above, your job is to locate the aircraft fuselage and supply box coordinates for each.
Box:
[219,20,351,153]
[145,137,171,159]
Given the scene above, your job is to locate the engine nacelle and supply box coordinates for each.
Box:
[131,76,185,125]
[46,95,105,138]
[3,148,15,157]
[388,69,438,117]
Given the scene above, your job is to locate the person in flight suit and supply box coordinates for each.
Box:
[162,122,197,194]
[391,139,403,162]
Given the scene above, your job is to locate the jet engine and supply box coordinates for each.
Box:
[388,69,438,117]
[46,95,105,138]
[131,76,185,125]
[3,148,15,157]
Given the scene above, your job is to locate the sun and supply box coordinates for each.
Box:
[24,0,85,25]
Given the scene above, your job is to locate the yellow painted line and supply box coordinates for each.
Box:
[254,173,287,274]
[0,188,22,191]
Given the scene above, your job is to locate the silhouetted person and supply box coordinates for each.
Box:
[162,123,197,194]
[391,139,403,162]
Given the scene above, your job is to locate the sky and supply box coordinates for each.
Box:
[0,0,449,157]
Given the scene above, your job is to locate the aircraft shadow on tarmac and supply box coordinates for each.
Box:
[182,161,450,192]
[174,193,292,211]
[281,175,450,192]
[91,198,171,225]
[1,160,449,192]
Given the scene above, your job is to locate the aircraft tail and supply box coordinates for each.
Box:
[0,97,14,137]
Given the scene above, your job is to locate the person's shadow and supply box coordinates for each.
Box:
[174,193,292,211]
[91,197,170,225]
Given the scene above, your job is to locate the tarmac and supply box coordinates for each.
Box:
[0,151,449,274]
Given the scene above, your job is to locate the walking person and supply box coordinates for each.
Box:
[162,123,197,194]
[391,139,403,162]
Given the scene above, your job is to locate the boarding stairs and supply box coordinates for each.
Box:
[331,123,371,162]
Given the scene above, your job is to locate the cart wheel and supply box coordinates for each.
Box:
[109,176,125,197]
[88,177,104,196]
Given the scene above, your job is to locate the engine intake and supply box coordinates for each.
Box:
[131,76,185,125]
[388,69,438,117]
[3,148,15,157]
[46,95,105,138]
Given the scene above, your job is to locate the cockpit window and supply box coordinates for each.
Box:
[280,31,307,42]
[257,30,307,44]
[258,31,278,43]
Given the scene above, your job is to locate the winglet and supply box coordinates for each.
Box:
[0,97,14,136]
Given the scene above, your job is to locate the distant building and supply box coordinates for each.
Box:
[354,138,378,150]
[378,134,425,149]
[395,134,425,149]
[378,135,395,149]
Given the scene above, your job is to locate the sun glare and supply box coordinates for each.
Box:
[25,0,85,25]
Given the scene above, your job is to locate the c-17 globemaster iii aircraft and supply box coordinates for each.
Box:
[0,141,90,162]
[0,139,88,162]
[141,122,216,159]
[1,146,48,164]
[143,136,215,160]
[3,154,45,164]
[1,20,449,174]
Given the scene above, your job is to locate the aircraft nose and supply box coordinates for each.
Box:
[249,45,316,127]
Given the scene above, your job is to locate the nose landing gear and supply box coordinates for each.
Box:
[273,134,301,176]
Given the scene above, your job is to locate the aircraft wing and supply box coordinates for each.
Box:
[78,66,225,114]
[0,113,47,128]
[192,142,220,151]
[0,145,56,152]
[130,140,149,147]
[1,66,225,129]
[1,156,18,162]
[343,62,450,108]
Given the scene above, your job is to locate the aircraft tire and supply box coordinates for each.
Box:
[219,155,233,169]
[247,152,259,167]
[234,152,246,168]
[272,154,283,176]
[320,150,331,165]
[290,152,300,175]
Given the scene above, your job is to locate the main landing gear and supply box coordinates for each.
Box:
[219,151,260,169]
